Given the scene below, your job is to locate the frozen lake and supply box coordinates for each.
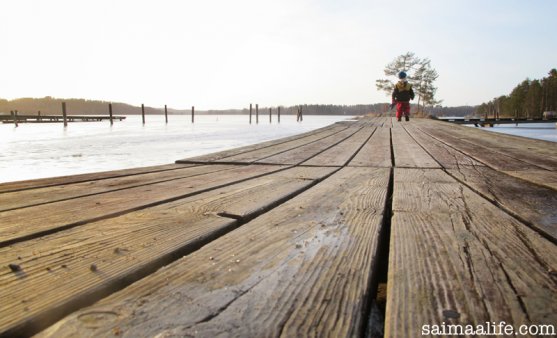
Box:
[0,115,352,183]
[466,122,557,143]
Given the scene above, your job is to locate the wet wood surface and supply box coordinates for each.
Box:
[0,116,555,337]
[38,167,390,338]
[387,168,557,337]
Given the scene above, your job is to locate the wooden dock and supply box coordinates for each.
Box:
[0,117,555,337]
[0,114,126,124]
[439,116,557,127]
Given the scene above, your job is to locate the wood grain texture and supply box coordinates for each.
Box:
[302,127,375,166]
[414,121,554,171]
[405,124,557,240]
[403,124,485,169]
[38,167,390,338]
[387,168,557,338]
[214,125,350,164]
[0,165,286,246]
[255,127,361,165]
[503,170,557,191]
[416,119,557,167]
[447,166,557,241]
[391,127,440,168]
[0,166,337,337]
[0,164,236,212]
[0,164,190,194]
[348,127,392,167]
[1,117,555,337]
[176,124,343,163]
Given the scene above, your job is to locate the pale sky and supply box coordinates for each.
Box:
[1,0,555,110]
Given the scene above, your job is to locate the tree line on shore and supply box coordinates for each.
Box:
[476,69,557,118]
[0,96,477,118]
[0,97,165,116]
[0,97,385,116]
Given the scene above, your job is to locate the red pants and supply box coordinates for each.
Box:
[396,102,410,119]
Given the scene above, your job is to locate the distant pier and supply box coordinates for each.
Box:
[0,114,126,124]
[438,116,557,127]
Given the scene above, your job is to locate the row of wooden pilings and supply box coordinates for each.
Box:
[247,104,303,124]
[8,102,304,127]
[137,104,195,126]
[141,103,302,125]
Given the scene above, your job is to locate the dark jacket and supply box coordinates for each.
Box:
[392,81,415,102]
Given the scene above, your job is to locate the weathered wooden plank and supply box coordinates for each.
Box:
[255,127,361,165]
[390,116,406,127]
[0,165,287,246]
[302,127,375,166]
[418,119,557,166]
[215,124,350,164]
[405,124,557,239]
[391,127,440,168]
[447,166,557,241]
[38,167,390,338]
[176,123,344,163]
[367,116,389,128]
[386,168,557,337]
[503,170,557,191]
[0,165,235,212]
[0,163,190,194]
[403,124,485,169]
[415,122,554,171]
[0,166,337,337]
[412,121,557,189]
[349,127,392,167]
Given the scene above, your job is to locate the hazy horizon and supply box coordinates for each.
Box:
[2,0,556,110]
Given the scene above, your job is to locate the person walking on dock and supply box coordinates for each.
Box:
[391,71,414,122]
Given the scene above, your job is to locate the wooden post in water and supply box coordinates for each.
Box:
[108,103,114,125]
[11,111,18,127]
[141,104,146,124]
[278,106,281,123]
[164,105,168,124]
[249,103,252,124]
[191,106,195,123]
[62,102,68,127]
[269,108,272,123]
[256,104,259,124]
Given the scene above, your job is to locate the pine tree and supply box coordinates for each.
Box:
[414,59,441,112]
[376,52,440,113]
[375,52,421,96]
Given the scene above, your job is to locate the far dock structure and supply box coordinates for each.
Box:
[0,117,556,337]
[0,114,126,124]
[439,116,557,127]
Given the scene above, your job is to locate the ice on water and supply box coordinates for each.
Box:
[479,122,557,143]
[0,115,350,183]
